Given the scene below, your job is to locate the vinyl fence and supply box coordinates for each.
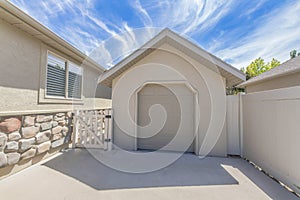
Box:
[241,86,300,194]
[226,95,241,155]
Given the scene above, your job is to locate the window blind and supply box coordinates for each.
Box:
[68,62,82,99]
[46,54,66,97]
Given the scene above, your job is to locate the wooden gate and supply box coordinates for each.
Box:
[73,109,113,150]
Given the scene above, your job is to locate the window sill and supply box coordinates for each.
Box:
[39,95,84,105]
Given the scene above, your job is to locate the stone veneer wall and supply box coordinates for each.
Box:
[0,112,73,168]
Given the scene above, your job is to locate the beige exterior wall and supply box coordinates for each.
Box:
[111,43,228,156]
[242,86,300,194]
[0,18,111,116]
[246,72,300,93]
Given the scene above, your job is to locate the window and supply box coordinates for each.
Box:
[46,52,82,99]
[68,62,82,99]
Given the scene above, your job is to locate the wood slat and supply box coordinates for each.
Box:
[74,109,112,149]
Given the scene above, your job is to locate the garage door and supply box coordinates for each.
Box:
[137,84,195,153]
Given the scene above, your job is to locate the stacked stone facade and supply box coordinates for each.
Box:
[0,112,72,168]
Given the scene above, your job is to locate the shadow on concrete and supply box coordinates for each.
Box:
[43,149,238,190]
[221,158,300,200]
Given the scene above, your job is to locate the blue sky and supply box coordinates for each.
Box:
[10,0,300,69]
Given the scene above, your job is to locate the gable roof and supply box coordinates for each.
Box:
[239,56,300,87]
[0,1,105,72]
[98,28,245,87]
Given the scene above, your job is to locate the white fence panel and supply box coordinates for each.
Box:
[226,95,241,155]
[242,86,300,194]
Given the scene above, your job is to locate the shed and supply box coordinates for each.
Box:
[99,29,245,156]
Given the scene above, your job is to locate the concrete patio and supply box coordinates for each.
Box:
[0,149,298,200]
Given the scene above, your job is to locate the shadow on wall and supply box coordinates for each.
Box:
[43,149,237,190]
[96,84,112,99]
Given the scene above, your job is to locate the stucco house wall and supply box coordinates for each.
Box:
[0,18,111,115]
[0,2,111,178]
[245,72,300,93]
[111,43,228,156]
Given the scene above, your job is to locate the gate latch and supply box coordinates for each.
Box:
[104,138,111,142]
[105,115,112,119]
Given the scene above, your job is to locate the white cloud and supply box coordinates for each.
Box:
[139,0,236,35]
[89,41,113,68]
[131,0,153,26]
[11,0,300,70]
[240,0,267,17]
[181,0,235,35]
[95,27,161,67]
[38,0,78,17]
[85,14,117,36]
[10,0,238,68]
[214,1,300,69]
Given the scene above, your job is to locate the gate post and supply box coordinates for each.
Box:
[72,110,79,148]
[104,109,113,151]
[107,109,113,151]
[104,109,109,150]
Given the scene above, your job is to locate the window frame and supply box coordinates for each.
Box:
[42,50,83,103]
